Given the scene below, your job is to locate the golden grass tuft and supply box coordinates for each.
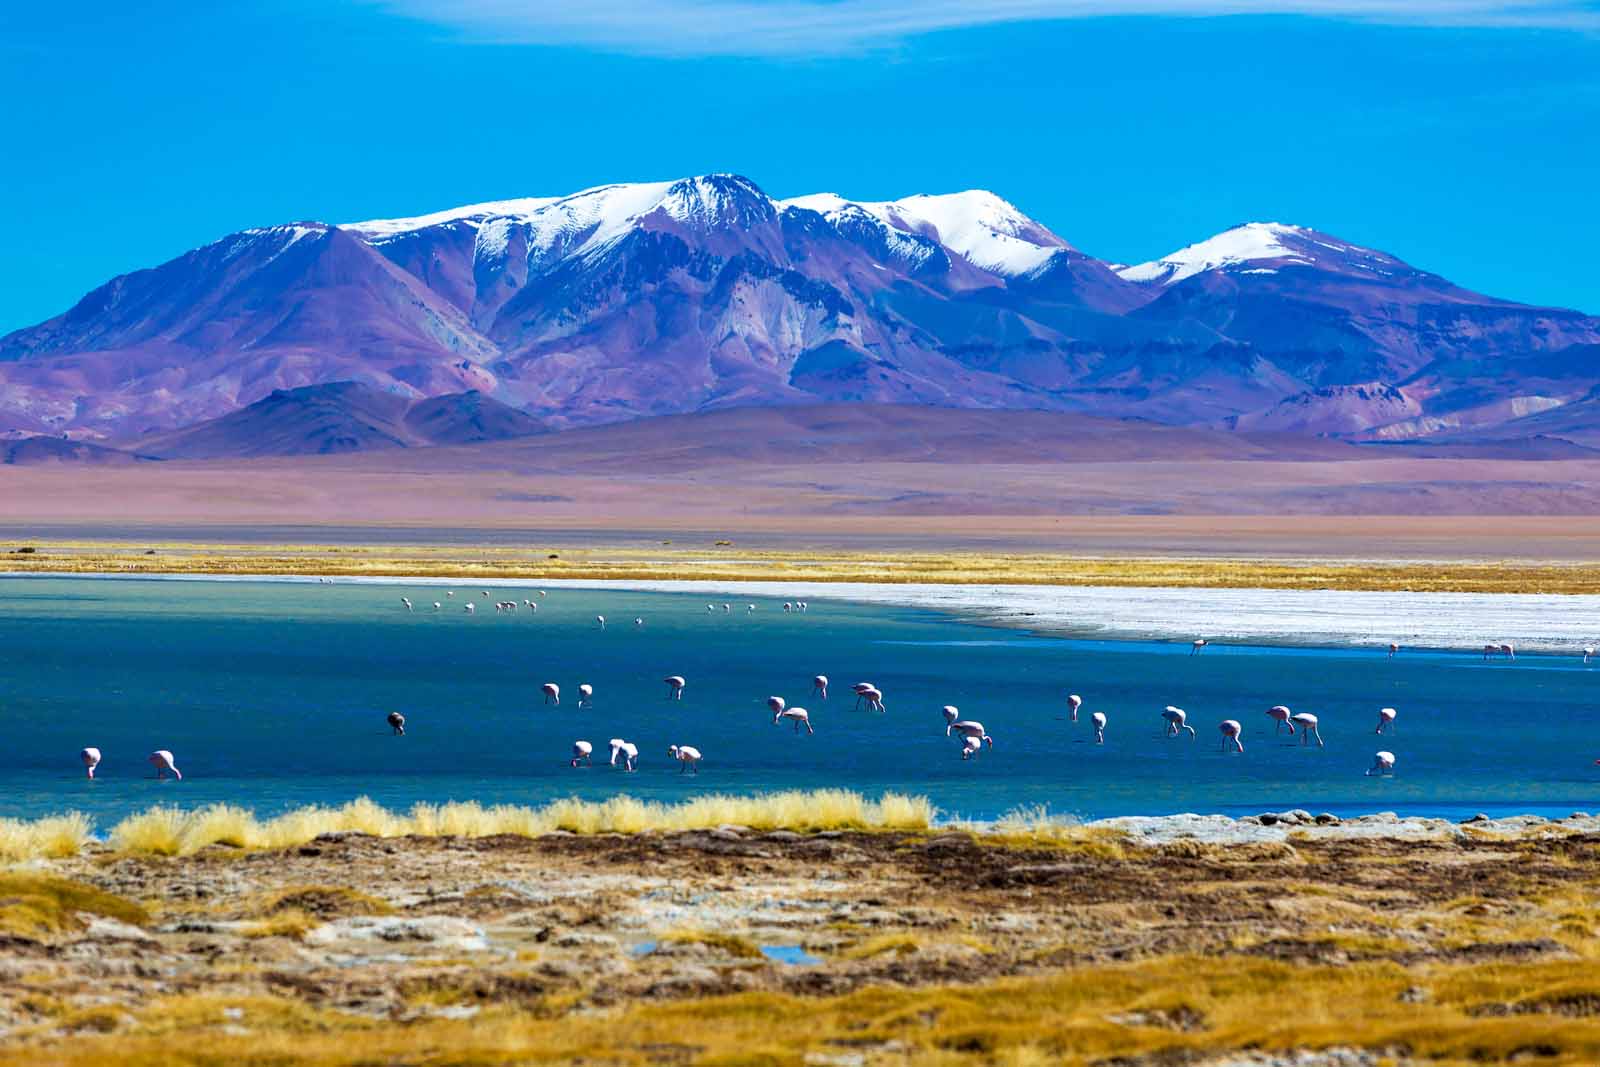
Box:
[982,805,1129,857]
[0,812,93,862]
[659,930,765,959]
[0,873,149,940]
[94,790,933,856]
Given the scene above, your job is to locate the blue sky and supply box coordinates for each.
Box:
[1,1,1597,333]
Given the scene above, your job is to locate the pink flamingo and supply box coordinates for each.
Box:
[571,741,593,767]
[960,735,984,760]
[80,747,101,779]
[148,750,181,780]
[668,744,702,773]
[1162,706,1196,739]
[664,675,686,700]
[578,684,594,708]
[949,720,993,749]
[1068,694,1082,722]
[1266,705,1295,735]
[1585,645,1596,665]
[1376,707,1397,734]
[542,682,560,705]
[608,738,637,771]
[387,712,406,735]
[1191,638,1208,656]
[775,707,813,734]
[768,696,786,714]
[596,614,606,630]
[1091,711,1107,745]
[812,675,829,699]
[1218,719,1244,753]
[1388,642,1399,658]
[1290,712,1323,748]
[1367,750,1395,776]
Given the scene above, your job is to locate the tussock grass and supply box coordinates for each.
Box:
[0,812,92,862]
[0,873,149,939]
[96,790,933,856]
[659,930,764,959]
[979,805,1129,857]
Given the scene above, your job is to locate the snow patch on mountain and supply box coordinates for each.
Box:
[780,189,1067,276]
[1119,223,1314,285]
[343,199,558,239]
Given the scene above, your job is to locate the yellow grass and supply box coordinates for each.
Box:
[11,538,1600,593]
[92,790,932,857]
[0,812,92,862]
[0,873,149,939]
[15,956,1600,1066]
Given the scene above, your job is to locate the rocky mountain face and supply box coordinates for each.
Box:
[2,174,1595,451]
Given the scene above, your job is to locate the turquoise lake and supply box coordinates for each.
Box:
[3,576,1598,826]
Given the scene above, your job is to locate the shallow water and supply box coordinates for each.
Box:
[3,576,1598,826]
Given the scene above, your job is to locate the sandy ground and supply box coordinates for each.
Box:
[5,816,1600,1065]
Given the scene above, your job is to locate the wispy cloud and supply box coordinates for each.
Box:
[372,1,1600,56]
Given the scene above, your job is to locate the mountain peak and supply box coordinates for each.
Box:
[1118,221,1406,287]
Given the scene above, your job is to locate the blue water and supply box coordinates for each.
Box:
[2,576,1598,826]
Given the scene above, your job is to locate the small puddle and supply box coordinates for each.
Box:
[628,940,657,957]
[760,944,820,965]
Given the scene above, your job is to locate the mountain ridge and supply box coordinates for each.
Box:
[3,172,1596,449]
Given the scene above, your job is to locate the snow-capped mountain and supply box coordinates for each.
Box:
[2,174,1597,450]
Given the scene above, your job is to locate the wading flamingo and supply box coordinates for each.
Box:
[775,707,813,734]
[941,706,960,732]
[542,683,560,705]
[464,603,475,614]
[1388,642,1398,658]
[608,738,638,771]
[387,712,406,735]
[446,591,455,598]
[949,720,993,749]
[80,747,101,779]
[857,686,885,713]
[596,615,606,630]
[634,617,643,627]
[148,750,181,780]
[1266,705,1295,735]
[1367,751,1396,776]
[1376,707,1397,734]
[812,675,829,699]
[571,741,593,767]
[1585,646,1595,665]
[668,744,702,773]
[578,684,594,708]
[767,696,786,714]
[1091,712,1107,745]
[433,602,442,612]
[1219,719,1244,753]
[1162,706,1196,739]
[1290,712,1324,748]
[960,735,984,760]
[664,675,686,700]
[1191,638,1208,656]
[401,597,412,612]
[1068,694,1082,722]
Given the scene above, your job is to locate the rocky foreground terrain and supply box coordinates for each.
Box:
[4,816,1600,1065]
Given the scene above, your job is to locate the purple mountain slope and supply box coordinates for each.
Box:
[2,177,1596,449]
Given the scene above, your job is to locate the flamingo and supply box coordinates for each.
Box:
[596,615,606,630]
[812,675,829,699]
[446,591,455,598]
[707,604,715,612]
[783,603,792,613]
[387,711,406,735]
[949,720,993,748]
[941,705,961,732]
[1586,645,1596,665]
[1290,712,1324,748]
[775,707,813,734]
[148,750,181,780]
[664,675,687,700]
[433,602,442,612]
[608,738,638,771]
[542,682,560,705]
[539,590,547,598]
[1367,750,1396,776]
[1068,693,1082,722]
[723,604,731,613]
[1218,719,1244,753]
[578,684,594,708]
[668,744,702,773]
[401,597,413,612]
[634,617,643,627]
[1191,638,1208,656]
[1376,707,1397,734]
[571,741,593,767]
[747,604,756,613]
[1502,642,1516,660]
[528,602,538,613]
[1091,711,1107,745]
[1388,642,1398,658]
[1266,705,1295,735]
[767,696,786,714]
[960,735,984,760]
[858,686,885,713]
[464,603,475,614]
[1162,706,1196,739]
[80,747,101,779]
